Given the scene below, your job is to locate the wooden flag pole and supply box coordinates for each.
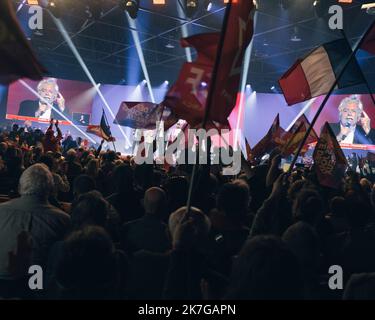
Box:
[288,20,375,173]
[102,109,117,153]
[185,1,233,213]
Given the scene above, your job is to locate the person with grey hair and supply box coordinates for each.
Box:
[0,164,70,294]
[329,95,375,145]
[18,78,68,120]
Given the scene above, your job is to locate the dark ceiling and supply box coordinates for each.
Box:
[14,0,375,93]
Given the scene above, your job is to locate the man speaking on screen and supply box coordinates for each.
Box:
[329,95,375,145]
[18,78,68,120]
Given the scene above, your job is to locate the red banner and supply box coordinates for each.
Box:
[165,33,219,127]
[281,114,318,157]
[165,0,255,127]
[209,0,255,124]
[251,114,286,159]
[313,122,347,189]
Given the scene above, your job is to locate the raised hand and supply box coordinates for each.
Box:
[360,111,371,135]
[56,92,65,112]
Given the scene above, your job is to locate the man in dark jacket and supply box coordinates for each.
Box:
[329,95,375,145]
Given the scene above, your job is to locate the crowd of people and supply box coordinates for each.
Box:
[0,119,374,300]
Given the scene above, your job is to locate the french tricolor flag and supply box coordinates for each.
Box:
[279,39,364,106]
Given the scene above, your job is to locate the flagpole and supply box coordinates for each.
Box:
[185,1,234,213]
[341,29,375,106]
[102,108,117,153]
[288,20,375,173]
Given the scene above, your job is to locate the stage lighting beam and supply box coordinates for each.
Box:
[50,13,131,147]
[286,98,316,132]
[126,13,156,103]
[234,11,258,151]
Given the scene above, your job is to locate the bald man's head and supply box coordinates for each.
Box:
[144,187,167,218]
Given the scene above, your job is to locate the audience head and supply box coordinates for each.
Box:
[19,163,53,199]
[226,235,302,300]
[293,189,324,225]
[217,181,250,223]
[144,187,167,219]
[73,174,96,198]
[71,191,109,230]
[113,164,134,194]
[163,176,189,213]
[39,154,54,171]
[86,159,99,177]
[56,226,117,298]
[169,206,211,251]
[66,149,77,162]
[329,196,347,218]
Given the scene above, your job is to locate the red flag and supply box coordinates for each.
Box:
[251,114,286,159]
[0,0,46,84]
[209,0,255,124]
[313,122,347,189]
[166,0,255,126]
[165,33,219,127]
[281,114,318,157]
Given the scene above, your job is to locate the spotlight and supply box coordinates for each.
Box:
[187,0,198,8]
[41,0,62,18]
[270,85,275,90]
[201,81,208,87]
[164,80,169,85]
[142,79,147,84]
[246,84,251,90]
[186,0,199,18]
[120,0,140,19]
[204,0,212,11]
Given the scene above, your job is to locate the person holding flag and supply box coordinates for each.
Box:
[87,111,116,150]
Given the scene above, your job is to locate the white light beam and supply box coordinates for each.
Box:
[126,13,156,103]
[50,13,131,147]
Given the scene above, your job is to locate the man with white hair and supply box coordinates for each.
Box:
[0,164,70,284]
[18,78,68,120]
[329,95,375,145]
